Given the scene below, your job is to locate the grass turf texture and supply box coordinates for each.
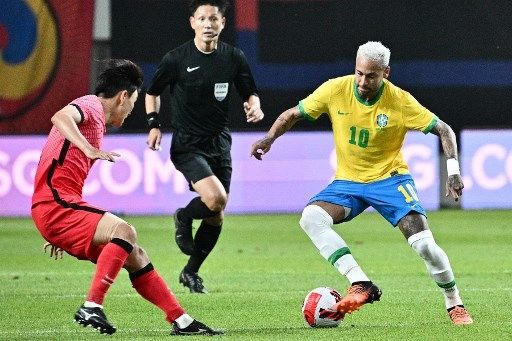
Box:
[1,210,511,340]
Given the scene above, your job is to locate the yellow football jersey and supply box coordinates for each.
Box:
[299,75,437,182]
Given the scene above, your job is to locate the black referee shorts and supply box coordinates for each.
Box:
[170,131,232,193]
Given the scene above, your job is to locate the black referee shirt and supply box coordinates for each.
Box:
[147,40,259,136]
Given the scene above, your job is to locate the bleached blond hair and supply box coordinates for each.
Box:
[356,41,391,69]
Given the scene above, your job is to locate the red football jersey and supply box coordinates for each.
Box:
[32,95,106,205]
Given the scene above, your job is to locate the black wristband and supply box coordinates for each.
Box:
[146,111,161,130]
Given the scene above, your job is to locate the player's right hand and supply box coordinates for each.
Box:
[83,146,121,162]
[250,137,273,160]
[147,128,162,151]
[84,147,120,162]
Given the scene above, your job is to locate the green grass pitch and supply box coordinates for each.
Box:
[1,210,511,340]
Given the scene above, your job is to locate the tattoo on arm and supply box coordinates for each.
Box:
[259,136,275,145]
[266,108,303,141]
[275,115,296,133]
[432,120,458,159]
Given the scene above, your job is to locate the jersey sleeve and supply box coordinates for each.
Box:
[69,95,105,130]
[233,48,258,100]
[69,96,93,124]
[146,52,177,96]
[69,103,85,124]
[402,91,438,134]
[298,79,333,121]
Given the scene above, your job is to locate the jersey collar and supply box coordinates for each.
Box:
[353,80,385,106]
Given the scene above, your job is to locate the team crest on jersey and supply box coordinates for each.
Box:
[376,113,388,128]
[214,83,229,101]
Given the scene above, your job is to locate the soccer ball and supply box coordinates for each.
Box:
[302,287,344,328]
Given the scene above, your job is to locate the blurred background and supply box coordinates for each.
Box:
[1,0,511,216]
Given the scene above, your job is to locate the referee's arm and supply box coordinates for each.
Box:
[145,94,162,151]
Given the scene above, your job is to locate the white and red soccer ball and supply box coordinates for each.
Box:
[302,287,345,328]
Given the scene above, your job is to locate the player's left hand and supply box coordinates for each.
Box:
[445,174,464,201]
[43,242,64,260]
[244,102,264,123]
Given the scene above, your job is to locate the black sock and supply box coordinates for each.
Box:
[185,221,222,273]
[180,197,218,221]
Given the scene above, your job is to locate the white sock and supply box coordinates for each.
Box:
[443,285,463,309]
[343,263,371,283]
[408,230,463,308]
[175,313,194,328]
[84,301,103,309]
[300,205,369,283]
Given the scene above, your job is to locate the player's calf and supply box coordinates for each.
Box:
[174,208,194,255]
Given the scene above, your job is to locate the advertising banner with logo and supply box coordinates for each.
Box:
[0,132,438,216]
[0,0,93,134]
[461,130,512,209]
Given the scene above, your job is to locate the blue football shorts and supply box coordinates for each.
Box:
[308,174,427,226]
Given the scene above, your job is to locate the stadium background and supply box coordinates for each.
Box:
[111,0,512,135]
[2,0,509,134]
[1,0,511,214]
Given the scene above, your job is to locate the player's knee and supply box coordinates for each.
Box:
[408,230,438,259]
[408,230,451,274]
[202,192,227,212]
[113,222,137,245]
[299,205,333,235]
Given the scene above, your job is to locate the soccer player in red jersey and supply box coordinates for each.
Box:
[31,59,222,336]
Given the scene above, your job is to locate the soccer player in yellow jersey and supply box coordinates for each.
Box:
[251,41,473,325]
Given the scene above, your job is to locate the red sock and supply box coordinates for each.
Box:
[86,239,132,304]
[131,267,185,323]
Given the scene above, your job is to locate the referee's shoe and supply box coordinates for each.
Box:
[179,269,208,294]
[174,208,194,255]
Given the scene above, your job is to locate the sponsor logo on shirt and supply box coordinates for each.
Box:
[186,66,200,72]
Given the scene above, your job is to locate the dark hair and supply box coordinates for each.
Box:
[94,59,143,98]
[189,0,229,16]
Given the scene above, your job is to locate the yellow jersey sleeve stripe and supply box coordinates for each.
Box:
[298,100,316,122]
[422,115,439,134]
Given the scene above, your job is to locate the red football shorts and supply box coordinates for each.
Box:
[31,200,106,261]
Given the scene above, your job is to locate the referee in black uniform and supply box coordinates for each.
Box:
[145,0,264,293]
